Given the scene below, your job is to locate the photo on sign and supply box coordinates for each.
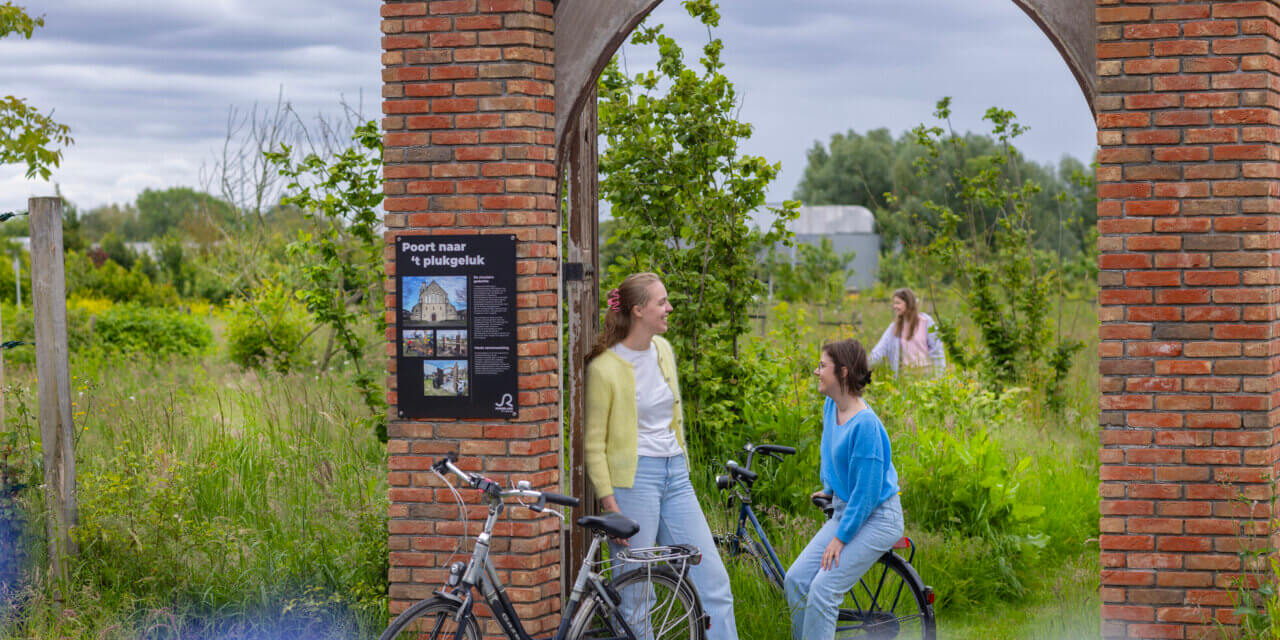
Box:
[402,276,468,328]
[424,360,469,397]
[402,329,433,357]
[436,330,468,358]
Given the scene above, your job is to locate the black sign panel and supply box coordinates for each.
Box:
[395,235,518,419]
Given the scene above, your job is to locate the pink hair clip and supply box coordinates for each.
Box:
[606,288,622,312]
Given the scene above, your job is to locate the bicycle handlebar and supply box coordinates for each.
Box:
[725,460,758,482]
[752,444,797,456]
[543,492,580,507]
[432,455,579,509]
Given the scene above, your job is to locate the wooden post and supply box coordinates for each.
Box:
[28,196,77,587]
[564,89,600,575]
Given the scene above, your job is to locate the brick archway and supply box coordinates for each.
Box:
[380,2,1280,638]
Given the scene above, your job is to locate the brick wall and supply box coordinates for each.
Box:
[1096,1,1280,638]
[380,0,560,636]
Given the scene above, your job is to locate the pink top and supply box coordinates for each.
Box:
[899,317,930,368]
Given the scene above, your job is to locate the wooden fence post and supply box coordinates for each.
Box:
[28,196,77,588]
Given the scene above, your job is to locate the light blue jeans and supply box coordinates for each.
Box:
[784,494,904,640]
[610,455,739,640]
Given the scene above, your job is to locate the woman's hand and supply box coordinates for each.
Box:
[821,537,845,571]
[810,490,830,500]
[600,495,628,547]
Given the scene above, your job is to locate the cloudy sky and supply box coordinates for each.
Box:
[0,0,1096,215]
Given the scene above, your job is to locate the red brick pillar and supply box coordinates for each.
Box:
[1096,1,1280,638]
[380,0,559,636]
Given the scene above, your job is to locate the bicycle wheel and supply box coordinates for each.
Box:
[379,596,482,640]
[836,553,935,640]
[567,564,705,640]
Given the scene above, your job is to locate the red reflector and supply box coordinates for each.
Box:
[892,536,910,549]
[926,591,935,605]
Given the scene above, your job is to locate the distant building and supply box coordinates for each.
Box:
[753,205,880,291]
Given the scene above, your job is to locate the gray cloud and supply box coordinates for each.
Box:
[1,0,1093,213]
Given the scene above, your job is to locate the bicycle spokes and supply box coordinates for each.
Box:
[838,558,929,640]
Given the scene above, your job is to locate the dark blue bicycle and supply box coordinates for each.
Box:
[713,442,936,639]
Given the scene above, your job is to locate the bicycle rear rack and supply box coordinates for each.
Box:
[617,543,703,567]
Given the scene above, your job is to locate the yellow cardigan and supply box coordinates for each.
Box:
[584,336,686,499]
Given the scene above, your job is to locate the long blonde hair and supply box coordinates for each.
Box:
[587,272,663,361]
[892,288,920,339]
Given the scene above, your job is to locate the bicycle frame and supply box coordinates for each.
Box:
[723,488,787,589]
[434,475,637,640]
[717,446,928,632]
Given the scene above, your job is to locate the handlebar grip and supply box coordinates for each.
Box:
[543,492,580,507]
[756,444,797,456]
[726,461,758,482]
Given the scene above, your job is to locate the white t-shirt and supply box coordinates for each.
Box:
[611,342,683,457]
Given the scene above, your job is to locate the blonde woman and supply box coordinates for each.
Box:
[869,288,946,374]
[584,272,739,640]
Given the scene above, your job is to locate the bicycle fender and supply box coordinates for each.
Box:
[879,551,935,619]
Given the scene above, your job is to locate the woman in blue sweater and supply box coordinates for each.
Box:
[784,339,903,640]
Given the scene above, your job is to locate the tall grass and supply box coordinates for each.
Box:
[1,351,388,639]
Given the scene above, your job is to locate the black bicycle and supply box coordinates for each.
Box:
[713,443,936,639]
[380,453,708,640]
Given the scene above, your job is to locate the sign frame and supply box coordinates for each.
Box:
[394,234,519,419]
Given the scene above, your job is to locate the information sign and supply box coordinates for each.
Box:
[395,235,518,418]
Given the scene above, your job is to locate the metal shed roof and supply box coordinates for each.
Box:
[751,204,877,235]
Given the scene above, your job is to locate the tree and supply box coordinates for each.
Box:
[134,187,236,240]
[889,98,1084,411]
[265,120,386,440]
[794,125,1096,261]
[0,3,72,179]
[597,0,798,460]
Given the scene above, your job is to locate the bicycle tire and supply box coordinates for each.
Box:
[566,564,706,640]
[379,595,482,640]
[836,552,936,640]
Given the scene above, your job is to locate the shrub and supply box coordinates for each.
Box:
[225,282,311,372]
[894,425,1045,545]
[1,301,95,365]
[94,303,212,357]
[733,303,824,513]
[65,250,179,306]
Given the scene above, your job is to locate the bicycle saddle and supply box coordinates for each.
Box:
[812,494,835,518]
[576,512,641,539]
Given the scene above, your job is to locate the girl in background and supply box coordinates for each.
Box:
[869,287,946,374]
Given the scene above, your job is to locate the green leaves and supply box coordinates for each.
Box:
[598,2,798,461]
[0,2,41,40]
[883,100,1086,411]
[0,4,71,180]
[0,94,73,180]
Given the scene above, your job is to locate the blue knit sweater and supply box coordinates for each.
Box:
[820,398,900,543]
